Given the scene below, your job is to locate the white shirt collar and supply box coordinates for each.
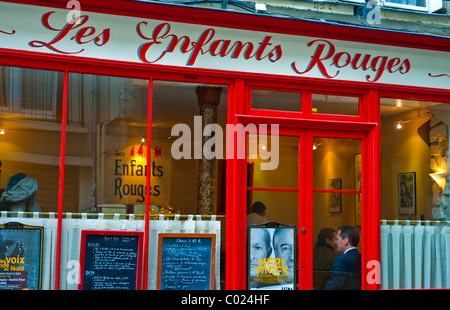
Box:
[343,247,356,254]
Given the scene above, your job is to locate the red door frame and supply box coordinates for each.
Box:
[0,0,449,290]
[237,77,375,289]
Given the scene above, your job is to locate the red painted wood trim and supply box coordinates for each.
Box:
[54,70,68,290]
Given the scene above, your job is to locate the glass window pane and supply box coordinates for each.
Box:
[0,66,62,120]
[65,74,149,214]
[151,81,228,216]
[312,94,359,116]
[248,135,298,189]
[313,138,361,191]
[380,98,450,289]
[0,66,63,214]
[246,134,299,290]
[252,89,301,112]
[312,137,362,290]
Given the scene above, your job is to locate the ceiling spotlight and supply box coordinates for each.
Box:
[396,122,403,130]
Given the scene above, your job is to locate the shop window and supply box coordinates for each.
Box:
[151,81,228,216]
[380,98,450,289]
[312,94,359,116]
[64,73,149,215]
[251,89,301,112]
[312,138,362,289]
[0,66,63,214]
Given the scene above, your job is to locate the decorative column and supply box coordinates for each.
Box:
[196,86,222,215]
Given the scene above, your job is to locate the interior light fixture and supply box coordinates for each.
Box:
[141,137,145,143]
[430,171,448,189]
[0,129,5,135]
[312,144,317,150]
[395,112,431,130]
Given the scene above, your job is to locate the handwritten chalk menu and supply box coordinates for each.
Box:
[157,233,216,290]
[79,230,143,290]
[0,222,43,290]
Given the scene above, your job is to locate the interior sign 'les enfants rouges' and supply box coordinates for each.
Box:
[1,3,448,88]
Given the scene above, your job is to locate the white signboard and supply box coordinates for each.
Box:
[0,2,449,89]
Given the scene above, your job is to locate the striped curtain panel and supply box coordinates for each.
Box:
[0,212,221,290]
[381,220,450,289]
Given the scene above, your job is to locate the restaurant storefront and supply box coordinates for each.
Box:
[0,0,449,290]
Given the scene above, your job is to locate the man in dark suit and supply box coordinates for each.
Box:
[322,225,361,290]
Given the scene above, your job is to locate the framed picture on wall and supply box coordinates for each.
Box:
[398,172,416,215]
[329,177,342,213]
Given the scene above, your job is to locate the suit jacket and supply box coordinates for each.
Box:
[322,248,361,290]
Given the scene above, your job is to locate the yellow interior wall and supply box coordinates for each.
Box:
[312,139,361,243]
[380,112,433,220]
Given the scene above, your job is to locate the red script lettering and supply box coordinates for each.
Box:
[292,39,410,82]
[29,11,110,55]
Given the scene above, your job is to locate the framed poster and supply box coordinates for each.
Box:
[0,222,43,290]
[157,233,216,290]
[79,230,144,290]
[398,172,416,215]
[247,222,297,290]
[329,177,342,213]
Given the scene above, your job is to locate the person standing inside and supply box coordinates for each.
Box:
[313,228,339,271]
[322,225,361,290]
[247,201,268,225]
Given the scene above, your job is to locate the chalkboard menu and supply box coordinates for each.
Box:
[79,230,143,290]
[157,233,216,290]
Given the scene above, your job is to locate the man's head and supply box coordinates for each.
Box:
[251,201,266,216]
[335,225,359,253]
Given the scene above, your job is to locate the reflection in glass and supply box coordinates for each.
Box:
[251,89,301,112]
[312,94,359,116]
[0,66,64,214]
[65,73,149,214]
[151,81,228,215]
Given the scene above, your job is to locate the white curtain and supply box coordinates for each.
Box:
[381,220,450,289]
[0,212,221,290]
